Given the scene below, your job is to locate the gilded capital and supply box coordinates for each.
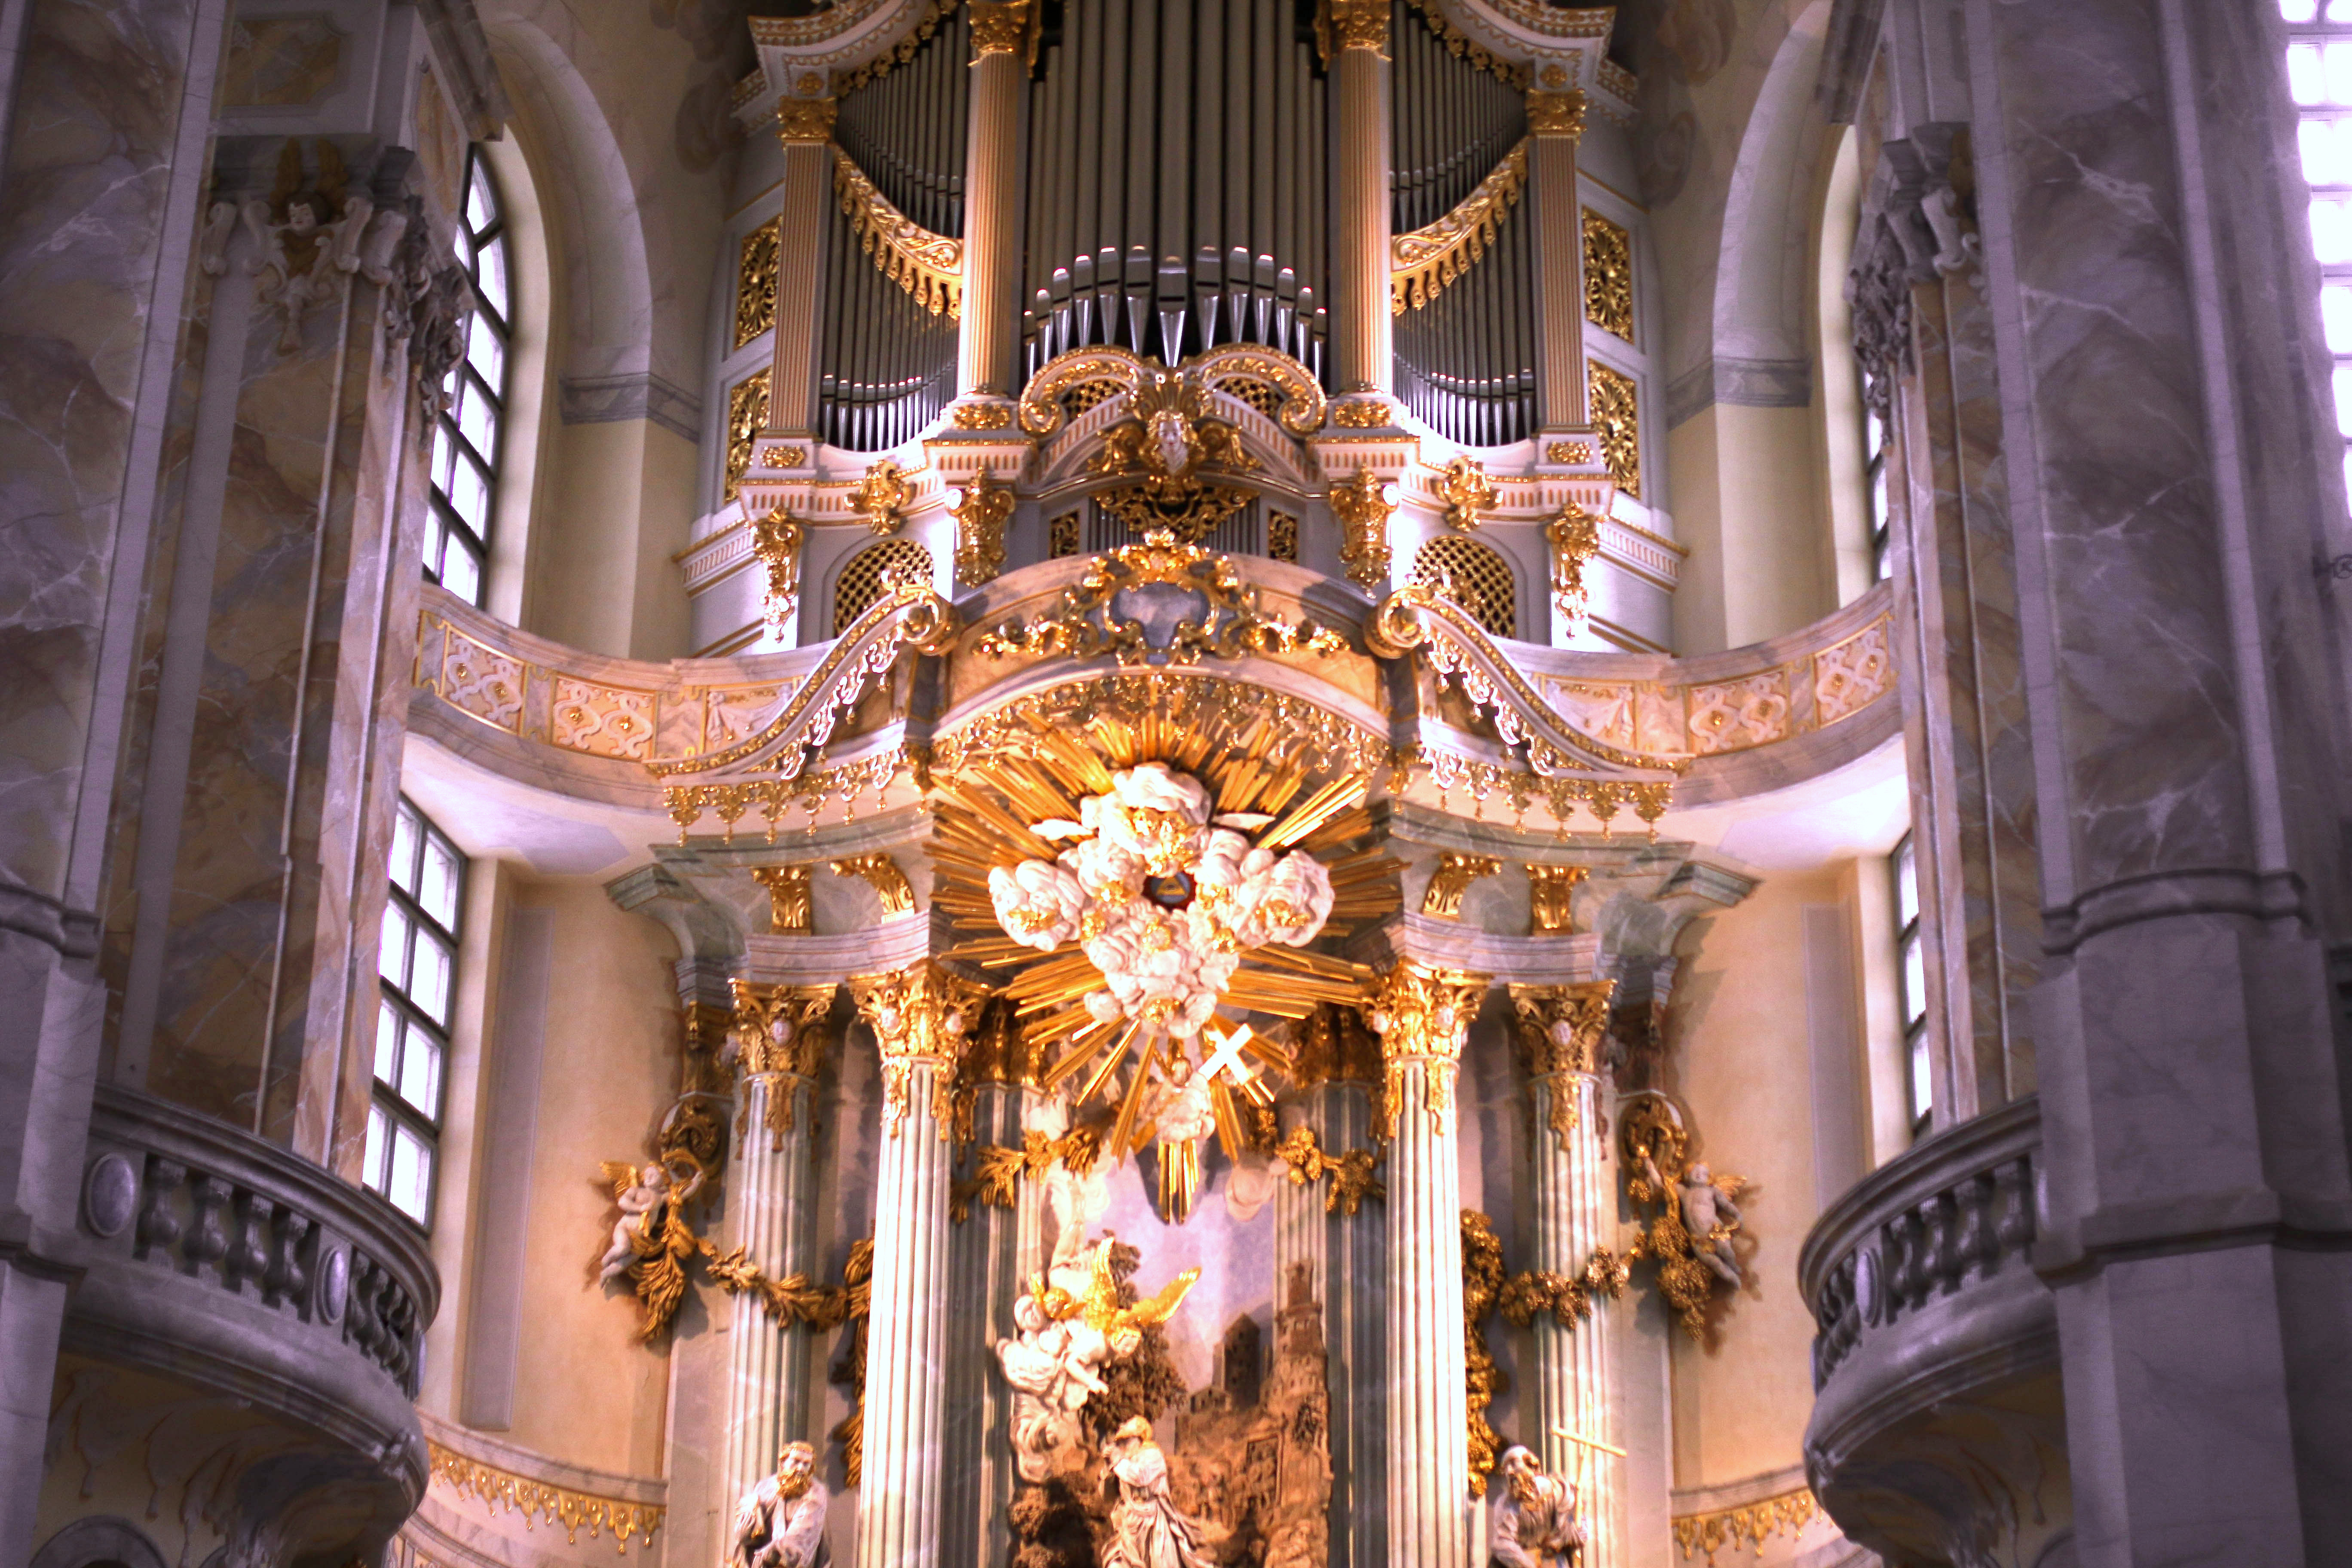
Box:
[1527,89,1586,140]
[1368,960,1488,1138]
[1328,466,1394,586]
[1325,0,1387,54]
[730,980,837,1145]
[775,96,838,146]
[1508,980,1614,1145]
[951,469,1016,586]
[851,962,991,1137]
[968,0,1029,58]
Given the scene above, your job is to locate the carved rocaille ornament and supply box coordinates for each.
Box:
[1587,360,1642,499]
[1329,467,1395,586]
[951,469,1016,585]
[1547,500,1603,632]
[1422,852,1503,919]
[1083,368,1260,542]
[1581,208,1635,344]
[835,149,963,318]
[832,852,916,916]
[774,95,838,144]
[730,980,837,1146]
[1463,1209,1507,1496]
[1368,960,1487,1138]
[1438,453,1499,531]
[851,457,913,534]
[951,399,1017,429]
[978,528,1345,666]
[735,217,781,350]
[1525,863,1587,934]
[750,864,814,934]
[750,508,806,633]
[1526,88,1587,139]
[1273,1124,1386,1215]
[1621,1093,1751,1339]
[1392,141,1528,314]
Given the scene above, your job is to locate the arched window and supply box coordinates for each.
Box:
[1410,535,1517,639]
[426,147,512,606]
[833,540,934,634]
[2285,3,2352,494]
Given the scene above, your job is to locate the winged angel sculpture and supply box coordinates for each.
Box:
[597,1155,707,1340]
[995,1228,1200,1483]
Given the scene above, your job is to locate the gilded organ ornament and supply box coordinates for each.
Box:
[1581,209,1635,344]
[1085,369,1260,542]
[1547,500,1604,632]
[1438,454,1500,531]
[774,95,839,144]
[851,457,914,534]
[952,469,1016,585]
[1587,361,1642,499]
[1391,141,1528,314]
[978,529,1344,667]
[1328,467,1395,586]
[1526,89,1588,140]
[1321,0,1389,55]
[750,507,805,633]
[726,372,772,502]
[734,217,781,349]
[834,148,964,318]
[968,0,1029,57]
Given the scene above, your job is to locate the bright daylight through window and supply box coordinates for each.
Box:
[368,799,465,1226]
[2288,0,2352,496]
[425,147,511,605]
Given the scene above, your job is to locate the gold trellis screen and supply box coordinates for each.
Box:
[1411,534,1518,639]
[833,539,934,634]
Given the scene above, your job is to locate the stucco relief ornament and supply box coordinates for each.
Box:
[236,140,404,355]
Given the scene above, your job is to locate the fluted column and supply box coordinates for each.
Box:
[849,960,988,1568]
[1369,962,1488,1568]
[720,982,838,1501]
[1327,0,1392,394]
[940,1002,1039,1568]
[768,97,838,436]
[957,1,1028,398]
[1526,90,1588,431]
[1509,982,1619,1568]
[1273,1006,1388,1568]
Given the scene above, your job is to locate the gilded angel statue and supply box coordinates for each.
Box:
[994,1235,1198,1481]
[597,1155,707,1340]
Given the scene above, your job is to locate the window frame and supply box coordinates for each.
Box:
[424,145,513,606]
[367,799,466,1230]
[2284,2,2352,503]
[1866,402,1893,580]
[1892,832,1929,1139]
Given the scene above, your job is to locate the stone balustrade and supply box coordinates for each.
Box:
[57,1086,440,1556]
[1798,1097,2064,1567]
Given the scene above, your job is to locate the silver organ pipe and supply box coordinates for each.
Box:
[818,10,969,450]
[1390,0,1534,445]
[1020,0,1329,382]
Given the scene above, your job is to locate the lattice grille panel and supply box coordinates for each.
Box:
[1411,535,1517,639]
[833,539,934,634]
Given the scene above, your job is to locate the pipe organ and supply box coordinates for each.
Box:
[1020,0,1330,377]
[714,0,1666,660]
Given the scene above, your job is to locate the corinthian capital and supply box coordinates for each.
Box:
[851,962,990,1137]
[730,980,838,1145]
[968,0,1029,58]
[1526,89,1586,140]
[775,96,838,146]
[1507,980,1615,1146]
[1325,0,1388,54]
[1368,960,1488,1138]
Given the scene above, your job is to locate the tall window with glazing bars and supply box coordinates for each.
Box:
[369,800,465,1227]
[425,148,512,604]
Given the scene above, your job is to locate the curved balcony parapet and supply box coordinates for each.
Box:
[63,1085,438,1489]
[1800,1097,2066,1567]
[410,565,1897,821]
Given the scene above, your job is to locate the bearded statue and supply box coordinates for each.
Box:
[730,1442,830,1568]
[1489,1446,1583,1568]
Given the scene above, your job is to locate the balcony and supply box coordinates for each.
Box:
[49,1086,438,1563]
[1800,1096,2070,1567]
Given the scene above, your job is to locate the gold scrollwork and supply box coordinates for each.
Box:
[1329,467,1394,586]
[726,371,772,502]
[1582,208,1635,344]
[951,400,1017,429]
[1544,440,1594,465]
[1421,852,1503,920]
[750,508,805,633]
[949,1124,1104,1223]
[851,457,913,535]
[1463,1209,1507,1498]
[1672,1489,1820,1565]
[1496,1246,1633,1332]
[1331,400,1390,428]
[978,527,1346,667]
[1367,960,1487,1139]
[1525,864,1588,934]
[1436,453,1499,531]
[1085,367,1260,541]
[1398,0,1528,86]
[832,852,916,916]
[951,469,1016,585]
[1392,141,1527,314]
[851,961,992,1139]
[735,218,780,349]
[1588,361,1641,499]
[427,1441,665,1553]
[1508,980,1615,1145]
[834,148,963,319]
[1273,1125,1386,1215]
[1320,0,1389,56]
[750,865,813,934]
[1547,500,1603,631]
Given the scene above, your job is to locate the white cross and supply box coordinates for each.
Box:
[1198,1023,1257,1085]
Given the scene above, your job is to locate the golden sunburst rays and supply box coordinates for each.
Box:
[924,695,1402,1172]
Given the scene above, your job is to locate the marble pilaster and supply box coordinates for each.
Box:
[956,4,1028,399]
[1327,3,1392,396]
[767,100,836,436]
[721,982,838,1501]
[1369,960,1487,1568]
[849,960,989,1568]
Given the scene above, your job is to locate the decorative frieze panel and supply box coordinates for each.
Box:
[1587,359,1641,499]
[735,218,781,349]
[1582,209,1634,344]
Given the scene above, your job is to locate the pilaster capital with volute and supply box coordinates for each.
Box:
[1507,980,1615,1146]
[775,96,838,146]
[1527,89,1587,140]
[850,961,991,1138]
[1324,0,1389,55]
[1368,960,1489,1138]
[968,0,1030,58]
[729,980,838,1147]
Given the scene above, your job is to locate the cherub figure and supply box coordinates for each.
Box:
[598,1161,675,1283]
[1679,1161,1745,1286]
[597,1155,708,1338]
